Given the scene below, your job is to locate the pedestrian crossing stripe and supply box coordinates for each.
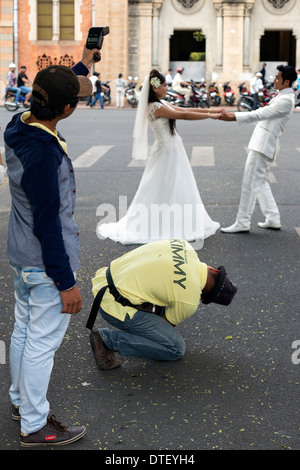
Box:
[191,146,214,166]
[72,145,113,168]
[0,146,281,180]
[129,146,215,167]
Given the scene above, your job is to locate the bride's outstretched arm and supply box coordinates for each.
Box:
[154,102,221,120]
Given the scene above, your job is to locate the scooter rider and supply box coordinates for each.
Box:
[172,67,192,105]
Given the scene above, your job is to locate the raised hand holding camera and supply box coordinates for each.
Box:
[86,26,110,62]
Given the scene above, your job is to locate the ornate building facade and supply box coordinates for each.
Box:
[1,0,300,102]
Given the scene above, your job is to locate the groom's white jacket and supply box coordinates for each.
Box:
[235,88,295,159]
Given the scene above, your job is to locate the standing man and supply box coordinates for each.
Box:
[115,73,126,108]
[4,45,97,447]
[260,63,267,85]
[250,72,262,110]
[172,67,192,105]
[220,65,297,234]
[87,239,237,370]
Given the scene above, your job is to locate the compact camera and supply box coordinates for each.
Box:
[86,27,110,62]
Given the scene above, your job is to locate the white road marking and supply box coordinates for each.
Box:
[191,146,215,166]
[72,146,113,168]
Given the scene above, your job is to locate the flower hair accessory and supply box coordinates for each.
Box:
[150,77,161,89]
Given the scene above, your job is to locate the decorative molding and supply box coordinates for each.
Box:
[178,0,199,7]
[267,0,290,8]
[262,0,295,14]
[171,0,204,15]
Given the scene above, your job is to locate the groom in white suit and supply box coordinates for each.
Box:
[219,65,297,233]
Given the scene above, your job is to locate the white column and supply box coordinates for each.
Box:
[215,6,223,67]
[52,0,59,41]
[152,2,162,67]
[243,5,253,67]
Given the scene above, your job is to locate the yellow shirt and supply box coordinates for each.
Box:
[21,111,68,153]
[92,239,207,326]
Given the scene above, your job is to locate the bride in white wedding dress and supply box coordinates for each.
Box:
[97,69,221,246]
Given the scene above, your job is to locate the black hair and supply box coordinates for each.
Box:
[30,96,78,121]
[277,65,297,87]
[148,69,176,136]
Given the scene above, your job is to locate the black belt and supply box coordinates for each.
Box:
[86,267,165,330]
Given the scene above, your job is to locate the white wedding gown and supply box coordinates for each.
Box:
[97,101,220,245]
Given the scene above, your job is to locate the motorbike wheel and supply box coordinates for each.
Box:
[130,99,138,108]
[237,96,253,112]
[4,95,19,111]
[199,99,210,108]
[212,96,221,106]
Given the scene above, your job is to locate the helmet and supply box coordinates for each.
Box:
[9,63,16,68]
[177,67,184,73]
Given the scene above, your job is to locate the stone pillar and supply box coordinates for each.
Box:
[243,3,254,68]
[128,1,153,81]
[215,4,223,67]
[222,2,245,81]
[152,2,162,67]
[52,0,59,41]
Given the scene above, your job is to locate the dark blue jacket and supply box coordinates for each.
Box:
[5,62,88,291]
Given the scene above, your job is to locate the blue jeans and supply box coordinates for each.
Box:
[9,264,70,434]
[20,85,32,95]
[99,308,186,361]
[90,92,103,108]
[7,86,21,102]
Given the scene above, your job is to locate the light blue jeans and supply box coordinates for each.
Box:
[9,264,70,434]
[7,86,21,102]
[99,308,186,361]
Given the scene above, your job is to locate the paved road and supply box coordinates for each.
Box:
[0,105,299,453]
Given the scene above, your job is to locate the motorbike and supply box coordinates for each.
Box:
[237,81,275,112]
[101,80,111,105]
[166,81,209,108]
[4,90,30,111]
[236,82,253,112]
[208,82,221,106]
[125,76,139,108]
[222,81,235,106]
[190,80,210,108]
[166,88,185,107]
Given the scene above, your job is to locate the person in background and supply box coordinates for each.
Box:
[260,63,267,85]
[165,68,173,86]
[89,72,109,109]
[172,67,192,105]
[250,72,262,110]
[115,73,126,108]
[86,72,98,106]
[17,66,32,106]
[6,63,21,103]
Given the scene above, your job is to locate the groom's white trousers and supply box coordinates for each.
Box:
[236,150,280,228]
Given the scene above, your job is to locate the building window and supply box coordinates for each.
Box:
[37,0,75,41]
[60,0,74,40]
[37,0,52,40]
